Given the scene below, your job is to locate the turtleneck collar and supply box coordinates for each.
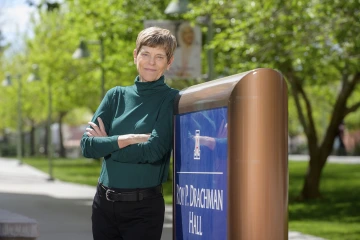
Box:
[133,75,168,95]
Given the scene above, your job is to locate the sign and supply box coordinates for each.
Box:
[174,107,228,239]
[144,20,202,80]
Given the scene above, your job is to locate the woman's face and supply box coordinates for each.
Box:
[133,46,174,82]
[182,27,195,46]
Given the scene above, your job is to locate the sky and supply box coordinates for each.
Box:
[0,0,41,54]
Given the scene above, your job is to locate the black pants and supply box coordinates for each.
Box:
[92,184,165,240]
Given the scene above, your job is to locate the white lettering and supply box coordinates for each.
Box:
[203,188,207,208]
[217,190,223,211]
[214,188,218,209]
[177,184,223,211]
[206,189,214,209]
[189,211,202,236]
[196,188,201,208]
[176,184,190,206]
[189,211,194,234]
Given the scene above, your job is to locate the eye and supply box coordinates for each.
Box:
[141,53,149,57]
[156,56,165,60]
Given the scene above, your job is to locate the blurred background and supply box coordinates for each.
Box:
[1,0,359,160]
[0,0,359,239]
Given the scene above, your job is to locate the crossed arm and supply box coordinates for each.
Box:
[80,88,177,163]
[86,117,150,148]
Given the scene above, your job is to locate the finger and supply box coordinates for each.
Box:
[86,128,98,137]
[88,122,101,134]
[86,132,93,137]
[97,117,107,136]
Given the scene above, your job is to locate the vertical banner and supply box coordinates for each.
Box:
[144,20,202,80]
[174,107,228,239]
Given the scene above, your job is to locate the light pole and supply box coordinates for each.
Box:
[2,73,23,165]
[197,14,215,81]
[72,37,105,100]
[28,64,54,181]
[164,0,215,81]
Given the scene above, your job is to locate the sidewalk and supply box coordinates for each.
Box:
[289,154,360,164]
[0,157,96,199]
[0,157,340,240]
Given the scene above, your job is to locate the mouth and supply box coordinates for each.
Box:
[144,68,157,72]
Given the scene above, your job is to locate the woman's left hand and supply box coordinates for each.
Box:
[86,117,108,137]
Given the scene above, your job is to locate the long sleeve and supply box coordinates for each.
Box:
[80,88,120,158]
[109,90,178,164]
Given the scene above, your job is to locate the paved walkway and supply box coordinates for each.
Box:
[289,154,360,164]
[3,156,357,239]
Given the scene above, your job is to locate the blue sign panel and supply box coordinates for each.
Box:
[175,107,228,240]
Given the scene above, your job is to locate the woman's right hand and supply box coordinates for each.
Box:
[86,117,107,137]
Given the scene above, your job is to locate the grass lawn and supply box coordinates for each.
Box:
[22,157,360,239]
[21,157,174,203]
[288,162,360,240]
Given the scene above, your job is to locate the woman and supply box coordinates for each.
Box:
[80,27,178,240]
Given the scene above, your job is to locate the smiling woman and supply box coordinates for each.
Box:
[134,46,173,82]
[80,26,179,240]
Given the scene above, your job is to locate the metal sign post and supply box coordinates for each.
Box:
[173,68,288,240]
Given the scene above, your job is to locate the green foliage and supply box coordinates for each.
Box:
[185,0,360,199]
[346,110,360,130]
[189,0,359,145]
[2,0,359,134]
[63,107,93,126]
[2,0,181,142]
[65,0,172,91]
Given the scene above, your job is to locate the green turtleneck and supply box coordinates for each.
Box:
[80,76,179,189]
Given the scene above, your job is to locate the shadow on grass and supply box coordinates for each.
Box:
[289,189,360,223]
[288,162,360,224]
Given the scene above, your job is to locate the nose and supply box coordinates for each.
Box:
[149,56,156,65]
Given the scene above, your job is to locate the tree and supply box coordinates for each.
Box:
[20,0,177,157]
[26,6,92,157]
[64,0,172,96]
[188,0,360,199]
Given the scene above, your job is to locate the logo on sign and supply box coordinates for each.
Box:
[194,130,200,160]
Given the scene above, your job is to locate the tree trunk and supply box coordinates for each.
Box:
[44,123,48,156]
[58,112,67,158]
[300,136,333,200]
[21,132,25,157]
[30,121,36,156]
[300,156,324,199]
[1,129,8,156]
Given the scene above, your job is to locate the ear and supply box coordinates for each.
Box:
[167,56,174,70]
[133,49,137,64]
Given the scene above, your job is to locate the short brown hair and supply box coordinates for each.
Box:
[135,27,177,62]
